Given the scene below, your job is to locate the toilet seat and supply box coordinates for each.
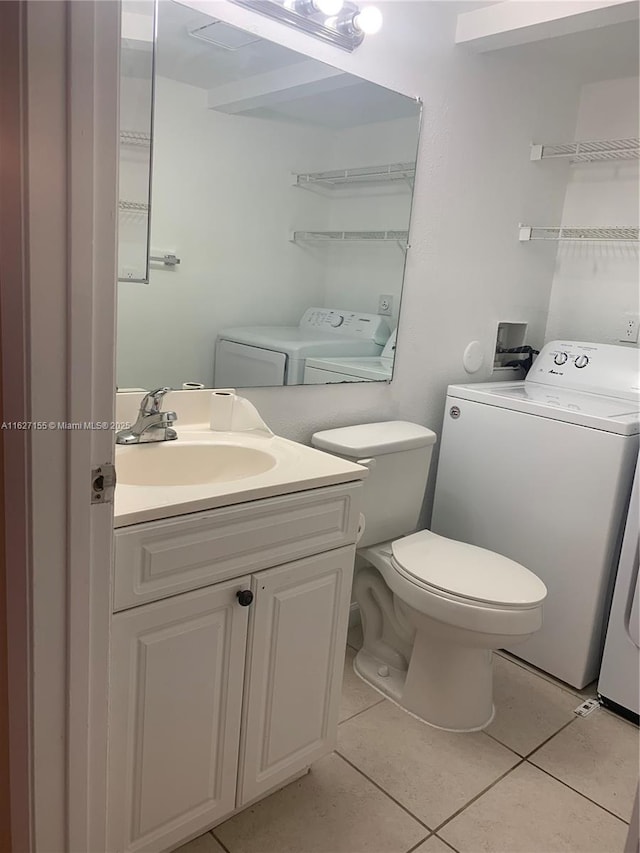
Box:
[391,530,546,608]
[360,539,545,637]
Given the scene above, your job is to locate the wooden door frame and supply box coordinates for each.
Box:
[66,3,119,849]
[0,2,120,850]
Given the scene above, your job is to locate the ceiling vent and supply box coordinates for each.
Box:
[188,20,262,50]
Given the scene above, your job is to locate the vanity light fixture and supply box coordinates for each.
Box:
[229,0,383,51]
[296,0,345,15]
[349,5,384,34]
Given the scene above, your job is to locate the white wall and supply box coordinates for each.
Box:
[545,76,640,346]
[120,0,587,517]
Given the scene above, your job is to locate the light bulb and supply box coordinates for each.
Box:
[312,0,345,15]
[353,5,383,34]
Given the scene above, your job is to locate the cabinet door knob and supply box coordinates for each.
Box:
[236,589,254,607]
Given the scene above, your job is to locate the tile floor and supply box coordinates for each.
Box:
[175,626,638,853]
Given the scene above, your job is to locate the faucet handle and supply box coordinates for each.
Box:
[140,387,172,414]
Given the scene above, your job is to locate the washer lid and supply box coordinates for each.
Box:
[446,381,640,435]
[217,326,384,358]
[312,421,436,457]
[304,355,392,381]
[391,530,547,607]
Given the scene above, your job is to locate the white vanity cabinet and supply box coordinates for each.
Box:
[107,483,360,853]
[106,578,250,853]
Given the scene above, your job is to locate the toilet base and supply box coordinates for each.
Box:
[353,647,405,705]
[403,630,496,731]
[354,633,496,733]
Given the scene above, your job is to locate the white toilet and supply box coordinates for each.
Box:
[311,421,547,732]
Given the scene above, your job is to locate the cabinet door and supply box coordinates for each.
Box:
[238,546,355,805]
[107,578,250,853]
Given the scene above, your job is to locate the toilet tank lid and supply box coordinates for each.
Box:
[311,421,437,457]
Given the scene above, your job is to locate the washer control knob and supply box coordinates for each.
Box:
[329,313,344,328]
[574,355,589,369]
[553,352,568,365]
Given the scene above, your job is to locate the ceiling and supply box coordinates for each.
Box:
[128,0,419,128]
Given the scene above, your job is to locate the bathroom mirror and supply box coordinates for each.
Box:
[117,0,421,390]
[119,0,156,284]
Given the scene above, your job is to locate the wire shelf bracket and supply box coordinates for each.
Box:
[530,138,639,164]
[120,130,152,147]
[118,200,150,213]
[519,225,639,242]
[291,230,409,250]
[294,162,416,189]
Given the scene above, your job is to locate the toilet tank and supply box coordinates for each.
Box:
[311,421,437,548]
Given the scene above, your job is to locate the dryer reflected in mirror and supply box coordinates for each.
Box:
[303,330,396,384]
[117,0,421,390]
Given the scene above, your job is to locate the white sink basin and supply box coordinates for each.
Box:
[117,441,277,487]
[114,426,367,528]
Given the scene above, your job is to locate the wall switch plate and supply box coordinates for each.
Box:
[378,294,393,316]
[618,314,639,343]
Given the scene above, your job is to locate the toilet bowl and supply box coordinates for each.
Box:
[311,421,547,732]
[356,534,546,731]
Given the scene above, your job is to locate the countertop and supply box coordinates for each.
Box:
[114,425,366,528]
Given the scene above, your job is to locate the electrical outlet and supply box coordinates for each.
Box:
[618,314,639,343]
[378,294,393,316]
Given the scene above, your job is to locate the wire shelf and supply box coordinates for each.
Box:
[295,162,416,188]
[292,230,409,246]
[531,138,639,164]
[118,200,150,213]
[120,130,152,147]
[519,225,639,242]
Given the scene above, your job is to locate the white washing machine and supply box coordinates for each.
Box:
[214,308,389,387]
[303,330,396,384]
[432,341,640,689]
[598,453,640,721]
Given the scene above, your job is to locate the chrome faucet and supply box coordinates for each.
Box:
[116,387,178,445]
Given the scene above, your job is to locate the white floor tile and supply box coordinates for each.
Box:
[412,835,458,852]
[486,655,578,755]
[172,832,226,853]
[495,651,596,700]
[440,762,628,853]
[340,646,383,723]
[338,700,520,828]
[215,753,426,853]
[530,708,639,821]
